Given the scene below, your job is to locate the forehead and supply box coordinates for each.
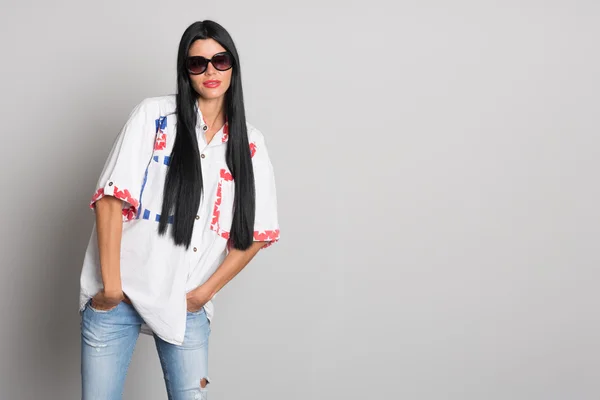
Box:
[188,39,227,57]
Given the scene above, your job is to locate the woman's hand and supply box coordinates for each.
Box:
[91,289,130,311]
[184,242,264,313]
[186,285,214,313]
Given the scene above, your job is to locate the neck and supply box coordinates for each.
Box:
[197,97,225,125]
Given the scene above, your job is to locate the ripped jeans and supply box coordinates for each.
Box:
[81,299,211,400]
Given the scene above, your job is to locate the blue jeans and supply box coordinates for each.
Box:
[81,299,211,400]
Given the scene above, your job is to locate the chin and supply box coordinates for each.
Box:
[203,92,226,100]
[197,88,227,100]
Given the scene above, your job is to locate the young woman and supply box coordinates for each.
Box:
[78,20,280,400]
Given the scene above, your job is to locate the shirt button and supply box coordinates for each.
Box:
[201,154,206,159]
[193,247,198,252]
[202,125,207,131]
[196,215,200,220]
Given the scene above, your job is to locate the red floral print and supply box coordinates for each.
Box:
[113,187,139,209]
[210,175,225,237]
[211,167,279,248]
[254,229,280,248]
[90,185,140,222]
[219,125,256,159]
[91,188,104,204]
[155,116,168,150]
[154,131,167,150]
[220,168,233,182]
[225,230,280,250]
[122,207,137,221]
[211,168,233,239]
[221,122,229,143]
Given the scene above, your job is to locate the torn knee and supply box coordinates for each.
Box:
[200,376,210,388]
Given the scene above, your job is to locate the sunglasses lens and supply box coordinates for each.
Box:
[187,57,208,74]
[212,53,233,71]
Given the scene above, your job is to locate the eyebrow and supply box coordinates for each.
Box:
[188,51,226,58]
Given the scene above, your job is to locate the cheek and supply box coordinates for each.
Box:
[223,72,233,89]
[189,76,203,91]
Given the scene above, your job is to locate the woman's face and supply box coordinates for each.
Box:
[187,39,233,100]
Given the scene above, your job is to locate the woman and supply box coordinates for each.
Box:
[78,20,280,400]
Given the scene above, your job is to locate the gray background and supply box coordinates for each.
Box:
[1,0,598,399]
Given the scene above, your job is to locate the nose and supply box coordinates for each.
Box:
[205,61,217,76]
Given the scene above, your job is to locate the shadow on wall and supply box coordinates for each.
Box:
[2,68,155,399]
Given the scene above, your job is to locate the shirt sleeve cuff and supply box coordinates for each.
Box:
[253,229,280,249]
[89,181,140,222]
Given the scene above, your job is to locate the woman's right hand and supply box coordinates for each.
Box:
[91,289,130,311]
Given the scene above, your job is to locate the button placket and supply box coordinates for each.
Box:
[192,212,200,253]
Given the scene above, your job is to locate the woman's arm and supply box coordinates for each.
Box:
[92,195,127,309]
[186,241,266,311]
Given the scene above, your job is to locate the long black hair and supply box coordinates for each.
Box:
[158,20,256,251]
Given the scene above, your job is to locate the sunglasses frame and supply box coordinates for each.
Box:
[186,51,234,75]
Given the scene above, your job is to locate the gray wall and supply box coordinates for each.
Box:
[1,1,598,399]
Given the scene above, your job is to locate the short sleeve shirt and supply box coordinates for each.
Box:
[78,95,280,345]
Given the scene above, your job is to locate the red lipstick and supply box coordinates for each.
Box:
[203,80,221,88]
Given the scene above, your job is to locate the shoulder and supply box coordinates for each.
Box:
[246,122,266,144]
[132,94,177,116]
[246,122,274,162]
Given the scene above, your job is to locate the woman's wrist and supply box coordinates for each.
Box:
[194,282,217,301]
[102,287,123,298]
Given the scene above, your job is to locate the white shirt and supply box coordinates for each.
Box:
[79,95,280,345]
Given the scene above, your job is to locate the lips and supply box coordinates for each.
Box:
[203,80,221,88]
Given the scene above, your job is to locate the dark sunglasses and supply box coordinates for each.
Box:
[186,52,234,75]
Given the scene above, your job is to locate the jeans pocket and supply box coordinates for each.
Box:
[88,298,121,313]
[187,306,205,316]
